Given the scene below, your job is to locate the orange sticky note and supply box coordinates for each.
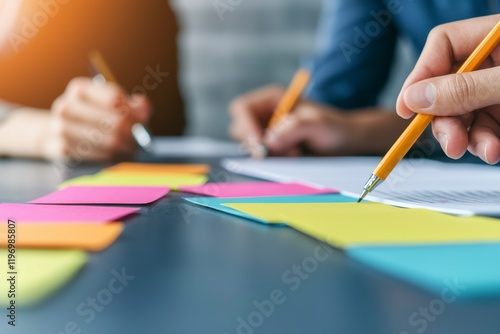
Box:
[104,163,210,175]
[0,223,124,252]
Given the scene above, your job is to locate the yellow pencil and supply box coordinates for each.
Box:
[88,50,119,84]
[267,68,311,128]
[88,50,153,152]
[252,68,310,158]
[358,21,500,202]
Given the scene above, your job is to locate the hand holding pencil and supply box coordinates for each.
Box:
[359,16,500,200]
[41,52,151,162]
[228,70,406,157]
[398,16,500,165]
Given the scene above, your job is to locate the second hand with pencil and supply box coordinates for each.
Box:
[253,67,311,159]
[358,21,500,202]
[88,50,154,153]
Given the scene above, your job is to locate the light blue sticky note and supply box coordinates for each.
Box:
[184,194,357,225]
[347,243,500,299]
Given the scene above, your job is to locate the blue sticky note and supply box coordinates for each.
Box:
[184,194,357,225]
[347,243,500,299]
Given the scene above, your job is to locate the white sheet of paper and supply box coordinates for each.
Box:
[151,137,248,158]
[222,157,500,216]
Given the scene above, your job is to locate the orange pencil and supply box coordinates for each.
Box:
[267,68,311,128]
[358,21,500,201]
[253,68,311,158]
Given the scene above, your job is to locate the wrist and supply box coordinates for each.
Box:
[0,108,52,159]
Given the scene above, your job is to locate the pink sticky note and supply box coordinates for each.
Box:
[178,182,337,198]
[0,203,139,224]
[30,186,170,205]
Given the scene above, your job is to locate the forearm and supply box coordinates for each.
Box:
[0,108,50,159]
[349,108,411,155]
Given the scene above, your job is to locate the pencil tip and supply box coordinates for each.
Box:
[357,189,368,203]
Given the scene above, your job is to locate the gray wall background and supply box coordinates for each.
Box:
[171,0,416,139]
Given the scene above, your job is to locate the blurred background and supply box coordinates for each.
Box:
[0,0,414,139]
[0,0,184,136]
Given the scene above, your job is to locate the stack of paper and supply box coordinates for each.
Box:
[222,157,500,216]
[180,182,337,198]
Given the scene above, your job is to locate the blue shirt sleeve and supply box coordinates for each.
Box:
[307,0,500,110]
[307,0,400,109]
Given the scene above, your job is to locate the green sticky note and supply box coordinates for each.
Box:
[0,249,87,307]
[226,203,500,248]
[60,172,208,190]
[185,194,357,225]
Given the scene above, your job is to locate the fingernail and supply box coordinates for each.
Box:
[478,141,491,164]
[436,133,448,153]
[405,83,436,110]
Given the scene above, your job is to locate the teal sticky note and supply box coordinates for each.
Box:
[184,194,357,225]
[347,243,500,299]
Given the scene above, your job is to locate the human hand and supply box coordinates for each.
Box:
[229,84,410,156]
[42,78,151,162]
[229,85,367,156]
[229,85,285,155]
[397,15,500,164]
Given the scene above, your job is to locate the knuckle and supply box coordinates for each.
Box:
[296,104,321,122]
[51,97,64,115]
[446,73,481,111]
[428,25,445,40]
[67,77,88,95]
[53,99,70,117]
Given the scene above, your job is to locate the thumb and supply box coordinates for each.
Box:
[403,67,500,116]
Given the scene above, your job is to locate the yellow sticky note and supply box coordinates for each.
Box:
[226,203,500,248]
[104,162,210,175]
[0,249,87,306]
[0,223,123,252]
[60,172,208,190]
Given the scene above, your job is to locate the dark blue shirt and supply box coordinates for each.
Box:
[308,0,500,108]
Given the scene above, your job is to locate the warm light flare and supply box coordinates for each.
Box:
[0,0,23,51]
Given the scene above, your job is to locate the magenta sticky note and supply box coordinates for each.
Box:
[30,186,170,205]
[178,182,337,198]
[0,203,139,224]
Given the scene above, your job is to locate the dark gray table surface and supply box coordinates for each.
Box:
[1,157,499,334]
